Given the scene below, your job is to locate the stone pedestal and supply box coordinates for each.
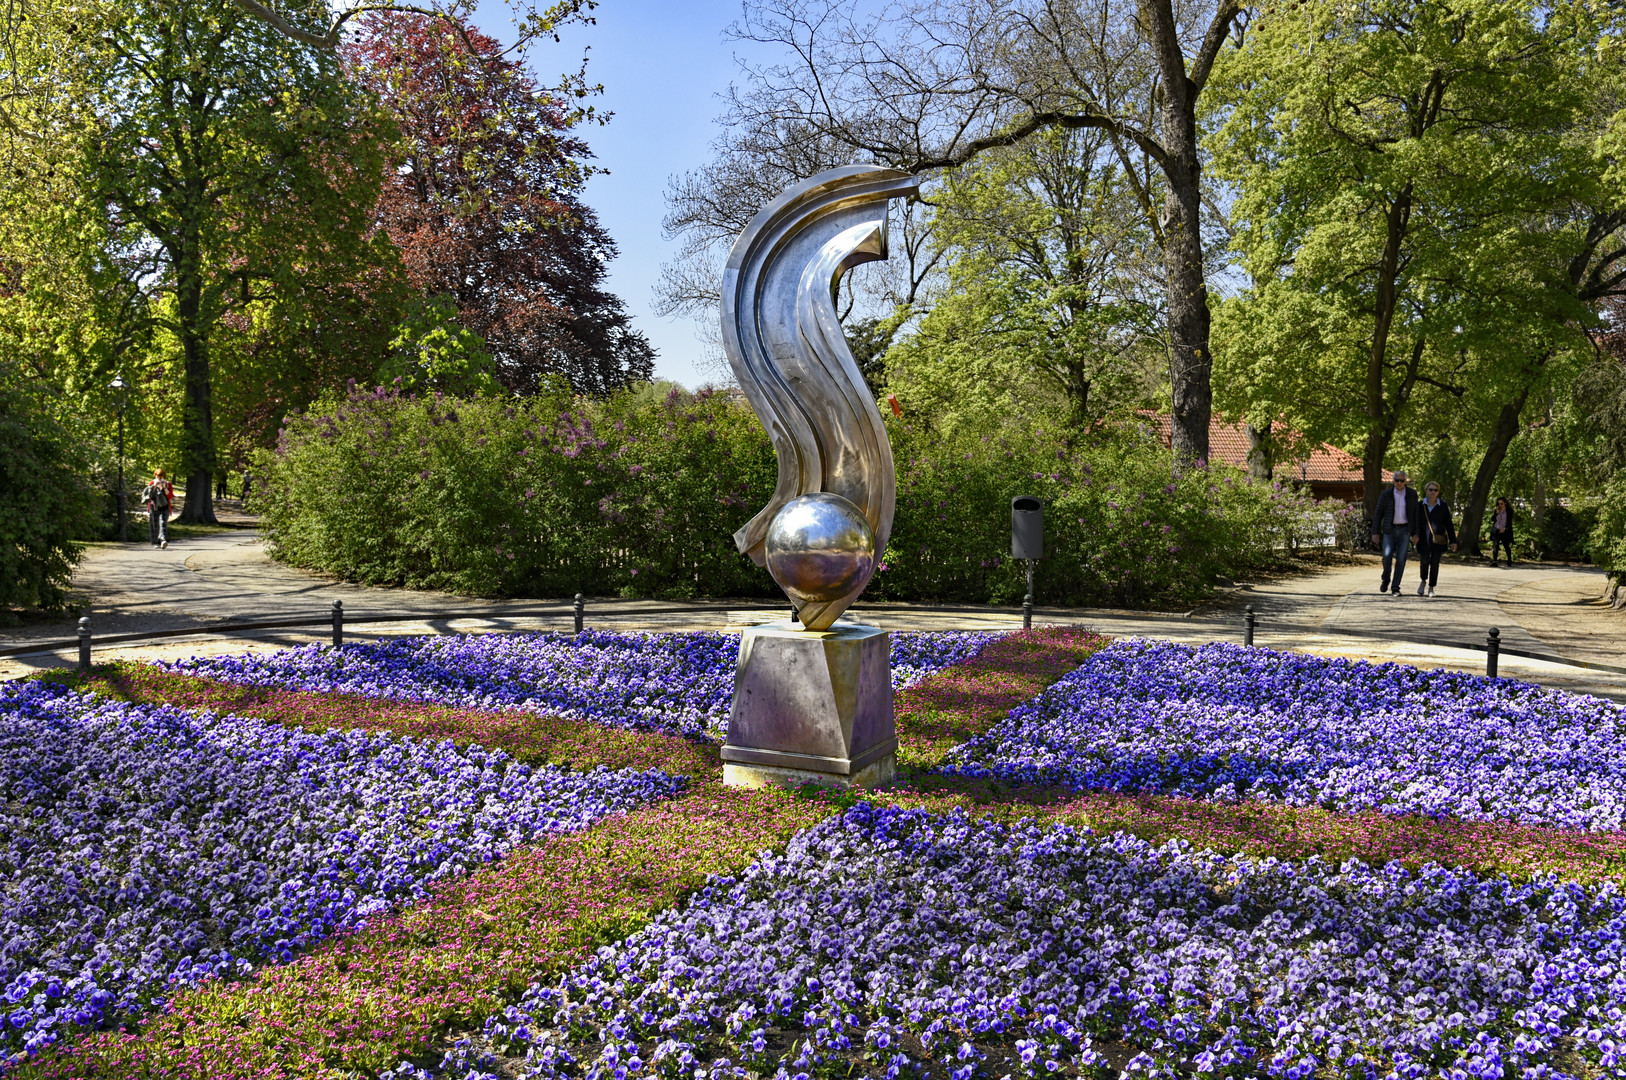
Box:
[721,620,895,789]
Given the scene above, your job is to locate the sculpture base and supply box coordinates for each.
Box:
[723,755,895,791]
[722,620,895,790]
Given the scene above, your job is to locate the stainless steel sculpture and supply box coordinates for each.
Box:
[721,164,921,630]
[720,164,919,791]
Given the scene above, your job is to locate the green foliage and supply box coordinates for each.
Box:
[1589,477,1626,583]
[256,384,778,598]
[877,421,1321,609]
[0,368,97,614]
[257,387,1319,607]
[1536,504,1596,560]
[883,128,1162,434]
[18,0,405,505]
[379,295,499,396]
[1207,0,1593,478]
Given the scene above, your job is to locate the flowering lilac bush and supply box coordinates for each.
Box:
[946,639,1626,831]
[163,630,999,740]
[0,680,682,1065]
[442,804,1626,1080]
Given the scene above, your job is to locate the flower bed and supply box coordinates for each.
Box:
[0,680,682,1065]
[19,788,837,1080]
[16,628,1093,1079]
[48,662,720,780]
[945,639,1626,831]
[161,630,1001,740]
[452,804,1626,1080]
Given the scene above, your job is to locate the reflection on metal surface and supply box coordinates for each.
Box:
[720,165,920,630]
[764,492,876,605]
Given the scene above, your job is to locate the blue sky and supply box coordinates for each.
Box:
[475,0,764,389]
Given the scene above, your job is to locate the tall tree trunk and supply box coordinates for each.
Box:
[1459,388,1530,556]
[1361,186,1414,530]
[1146,0,1212,469]
[1245,422,1273,483]
[176,265,218,525]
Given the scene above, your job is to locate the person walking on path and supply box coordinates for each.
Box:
[142,468,173,549]
[1371,470,1421,597]
[1489,497,1516,567]
[1413,481,1457,596]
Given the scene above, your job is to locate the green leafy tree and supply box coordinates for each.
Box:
[67,0,393,522]
[884,127,1163,435]
[1208,0,1588,528]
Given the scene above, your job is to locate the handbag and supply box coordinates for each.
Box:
[1424,500,1447,545]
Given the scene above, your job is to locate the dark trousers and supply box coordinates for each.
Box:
[148,508,168,545]
[1490,531,1513,564]
[1379,527,1412,592]
[1415,543,1443,588]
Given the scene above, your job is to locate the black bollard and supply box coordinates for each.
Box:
[78,616,91,672]
[1487,626,1500,678]
[332,600,343,649]
[574,593,585,634]
[1244,604,1256,647]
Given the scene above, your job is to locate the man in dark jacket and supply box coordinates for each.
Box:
[1369,470,1420,596]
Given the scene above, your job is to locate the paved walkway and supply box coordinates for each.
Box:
[3,528,1622,700]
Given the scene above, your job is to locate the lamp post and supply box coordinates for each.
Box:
[110,375,128,542]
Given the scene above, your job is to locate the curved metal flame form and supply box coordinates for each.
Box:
[721,165,920,630]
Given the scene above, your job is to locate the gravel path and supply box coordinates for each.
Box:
[4,526,1621,699]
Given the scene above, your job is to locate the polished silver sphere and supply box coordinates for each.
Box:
[765,492,876,605]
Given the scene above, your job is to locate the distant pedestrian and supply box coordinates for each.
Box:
[241,470,253,503]
[1371,470,1421,597]
[1413,481,1457,597]
[142,468,173,549]
[1489,497,1515,567]
[215,472,227,499]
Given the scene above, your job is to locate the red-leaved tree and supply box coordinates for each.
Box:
[344,13,654,394]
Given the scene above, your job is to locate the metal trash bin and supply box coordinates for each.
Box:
[1012,496,1043,559]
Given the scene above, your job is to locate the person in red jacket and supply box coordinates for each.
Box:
[142,468,174,549]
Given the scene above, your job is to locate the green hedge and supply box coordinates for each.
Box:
[0,369,97,614]
[256,385,1322,609]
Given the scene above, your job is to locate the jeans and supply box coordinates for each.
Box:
[1416,542,1443,589]
[1379,527,1412,592]
[148,508,168,546]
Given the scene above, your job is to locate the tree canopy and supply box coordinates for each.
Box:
[344,12,654,395]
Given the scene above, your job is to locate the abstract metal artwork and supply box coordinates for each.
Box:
[720,164,921,630]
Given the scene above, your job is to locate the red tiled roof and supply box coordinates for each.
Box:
[1138,415,1389,485]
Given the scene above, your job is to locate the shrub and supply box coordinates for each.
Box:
[1589,478,1626,600]
[0,370,96,614]
[256,385,1318,608]
[1535,502,1594,560]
